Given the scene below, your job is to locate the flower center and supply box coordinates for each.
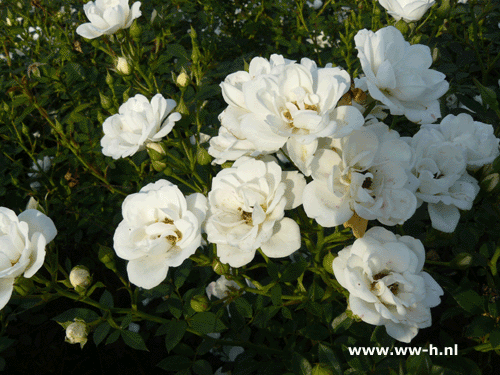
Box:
[238,208,253,225]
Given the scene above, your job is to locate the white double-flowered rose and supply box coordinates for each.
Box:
[205,157,306,268]
[303,122,417,228]
[0,206,57,310]
[354,26,449,124]
[76,0,142,39]
[377,0,436,22]
[113,180,207,289]
[209,54,364,165]
[332,226,443,343]
[29,156,53,190]
[407,127,481,233]
[101,94,181,160]
[421,113,499,171]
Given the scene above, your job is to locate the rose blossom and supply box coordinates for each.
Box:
[206,275,240,300]
[205,157,306,267]
[302,122,417,227]
[76,0,142,39]
[332,226,444,343]
[0,206,57,310]
[407,128,480,233]
[209,54,364,165]
[422,113,500,171]
[101,93,181,159]
[113,180,207,289]
[377,0,436,22]
[354,26,449,124]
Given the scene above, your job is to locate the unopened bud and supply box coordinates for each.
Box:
[196,147,212,166]
[115,57,132,75]
[100,91,113,110]
[395,19,409,35]
[146,142,167,161]
[65,319,88,349]
[450,252,473,270]
[176,72,190,88]
[322,252,336,274]
[69,265,91,292]
[190,295,210,312]
[481,173,500,193]
[105,71,114,86]
[212,258,230,275]
[129,20,142,39]
[98,246,116,271]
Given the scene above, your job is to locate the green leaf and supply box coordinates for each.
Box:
[174,261,192,289]
[157,355,192,371]
[168,294,184,319]
[270,284,282,306]
[121,330,149,351]
[473,78,500,113]
[93,323,111,346]
[0,337,15,353]
[189,312,226,334]
[165,320,188,353]
[301,323,329,341]
[465,315,495,337]
[489,328,500,348]
[120,314,133,329]
[451,285,483,314]
[406,353,432,375]
[267,261,279,280]
[52,308,100,324]
[234,297,253,318]
[281,259,308,282]
[192,359,213,375]
[105,330,120,345]
[317,343,342,375]
[99,290,114,309]
[291,352,312,375]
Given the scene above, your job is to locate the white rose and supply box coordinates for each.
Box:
[205,157,306,267]
[113,180,207,289]
[28,156,53,178]
[206,275,240,299]
[332,226,444,343]
[378,0,436,22]
[0,207,57,310]
[423,113,500,171]
[101,94,181,160]
[212,54,363,164]
[76,0,142,39]
[408,128,480,232]
[303,122,417,227]
[354,26,449,124]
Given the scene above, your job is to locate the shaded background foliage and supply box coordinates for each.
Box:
[1,0,500,374]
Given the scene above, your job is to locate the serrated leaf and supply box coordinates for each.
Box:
[317,343,342,375]
[490,329,500,349]
[52,308,100,324]
[189,312,226,334]
[120,314,133,329]
[291,352,312,375]
[234,297,253,318]
[93,322,111,346]
[192,359,212,375]
[165,320,187,353]
[105,330,120,345]
[451,285,483,314]
[281,258,308,282]
[406,353,432,375]
[270,284,282,306]
[157,355,192,371]
[121,330,148,351]
[99,290,114,309]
